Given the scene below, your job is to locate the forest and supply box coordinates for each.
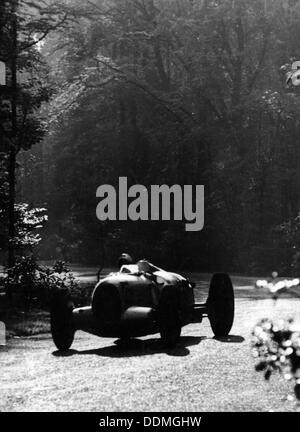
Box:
[1,0,300,276]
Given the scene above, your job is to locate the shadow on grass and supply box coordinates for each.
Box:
[52,335,206,358]
[214,335,245,343]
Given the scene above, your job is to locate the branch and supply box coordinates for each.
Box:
[220,19,236,68]
[84,76,116,89]
[94,57,194,125]
[247,32,269,94]
[19,13,69,52]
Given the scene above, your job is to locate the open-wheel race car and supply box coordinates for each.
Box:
[50,259,235,351]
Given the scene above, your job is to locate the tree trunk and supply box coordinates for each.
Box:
[6,1,18,300]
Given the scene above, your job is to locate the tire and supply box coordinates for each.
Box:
[158,287,182,347]
[207,273,234,337]
[50,289,75,351]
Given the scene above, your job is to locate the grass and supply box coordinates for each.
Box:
[0,272,95,338]
[1,298,299,411]
[0,267,300,411]
[0,308,50,337]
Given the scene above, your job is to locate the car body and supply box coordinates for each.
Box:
[51,261,235,350]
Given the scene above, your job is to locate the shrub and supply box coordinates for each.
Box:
[4,258,83,309]
[252,318,300,400]
[252,276,300,402]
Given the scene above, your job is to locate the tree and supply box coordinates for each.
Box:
[0,0,70,297]
[17,0,300,272]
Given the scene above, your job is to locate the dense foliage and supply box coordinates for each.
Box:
[0,1,67,267]
[4,257,81,308]
[253,276,300,401]
[252,318,300,401]
[2,0,300,272]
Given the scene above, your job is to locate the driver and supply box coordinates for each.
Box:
[118,253,133,268]
[118,253,159,279]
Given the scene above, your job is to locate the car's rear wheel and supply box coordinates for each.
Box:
[158,287,181,347]
[50,289,75,351]
[207,273,234,337]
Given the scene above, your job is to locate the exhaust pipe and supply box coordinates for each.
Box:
[72,305,155,338]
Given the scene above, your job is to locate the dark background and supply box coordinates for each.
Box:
[1,0,300,274]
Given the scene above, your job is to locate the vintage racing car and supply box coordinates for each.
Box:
[50,260,235,350]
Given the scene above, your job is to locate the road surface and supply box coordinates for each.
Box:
[0,274,299,412]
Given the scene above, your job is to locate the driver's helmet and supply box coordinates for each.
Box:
[118,253,133,268]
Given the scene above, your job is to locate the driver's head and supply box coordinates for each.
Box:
[118,253,133,268]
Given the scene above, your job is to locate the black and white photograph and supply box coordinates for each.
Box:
[0,0,300,416]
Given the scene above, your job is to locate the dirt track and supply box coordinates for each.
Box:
[1,277,300,412]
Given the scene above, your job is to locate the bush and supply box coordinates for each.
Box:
[4,257,83,309]
[252,318,300,400]
[252,276,300,402]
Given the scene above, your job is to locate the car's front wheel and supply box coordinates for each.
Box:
[50,289,75,351]
[207,273,234,337]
